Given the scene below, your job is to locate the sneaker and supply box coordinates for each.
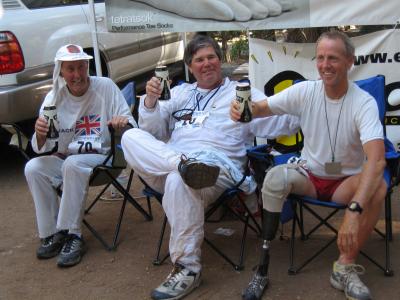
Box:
[36,230,68,259]
[151,263,201,300]
[178,155,220,189]
[56,234,87,268]
[330,261,372,300]
[242,270,269,300]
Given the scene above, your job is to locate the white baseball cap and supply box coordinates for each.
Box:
[54,44,93,62]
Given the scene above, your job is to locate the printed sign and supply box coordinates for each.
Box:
[249,29,400,150]
[105,0,399,33]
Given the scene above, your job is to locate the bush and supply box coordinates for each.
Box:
[230,39,249,62]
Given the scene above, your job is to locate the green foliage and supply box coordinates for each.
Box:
[230,39,249,61]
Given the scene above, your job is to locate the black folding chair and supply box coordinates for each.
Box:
[1,123,31,160]
[142,172,262,271]
[82,125,152,251]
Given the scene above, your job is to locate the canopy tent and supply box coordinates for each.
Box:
[86,1,400,147]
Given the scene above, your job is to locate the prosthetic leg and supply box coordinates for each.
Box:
[257,210,281,277]
[242,210,280,300]
[243,164,310,300]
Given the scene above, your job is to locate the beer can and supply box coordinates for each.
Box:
[155,65,171,101]
[236,83,252,122]
[43,105,59,140]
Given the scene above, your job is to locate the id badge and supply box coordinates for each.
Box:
[191,111,209,126]
[325,161,342,174]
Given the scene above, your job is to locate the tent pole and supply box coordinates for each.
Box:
[88,0,103,76]
[184,32,189,82]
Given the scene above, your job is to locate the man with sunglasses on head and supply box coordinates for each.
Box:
[122,33,299,300]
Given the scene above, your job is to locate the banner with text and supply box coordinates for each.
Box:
[249,29,400,150]
[106,0,399,33]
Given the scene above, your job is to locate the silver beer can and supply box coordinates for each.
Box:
[155,65,171,100]
[43,105,59,139]
[236,83,252,122]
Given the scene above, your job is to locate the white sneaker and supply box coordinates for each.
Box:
[151,263,201,300]
[330,261,372,300]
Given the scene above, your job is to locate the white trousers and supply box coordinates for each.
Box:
[122,128,232,273]
[25,154,106,238]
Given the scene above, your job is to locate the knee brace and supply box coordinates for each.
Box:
[261,164,308,213]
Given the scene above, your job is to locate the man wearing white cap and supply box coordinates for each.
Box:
[24,44,135,267]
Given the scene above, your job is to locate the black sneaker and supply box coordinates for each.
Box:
[36,230,68,259]
[178,155,220,189]
[242,271,269,300]
[56,234,87,268]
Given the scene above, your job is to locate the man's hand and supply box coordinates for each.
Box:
[337,211,360,255]
[230,98,271,121]
[144,76,162,108]
[108,116,129,130]
[35,116,48,149]
[230,99,242,121]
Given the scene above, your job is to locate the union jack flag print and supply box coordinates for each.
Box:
[75,114,101,136]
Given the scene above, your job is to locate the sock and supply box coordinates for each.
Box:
[135,0,234,20]
[239,0,269,19]
[219,0,252,21]
[275,0,295,11]
[258,0,283,16]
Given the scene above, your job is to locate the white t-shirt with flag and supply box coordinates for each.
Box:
[32,76,134,155]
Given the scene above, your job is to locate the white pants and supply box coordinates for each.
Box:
[25,154,106,238]
[122,128,232,273]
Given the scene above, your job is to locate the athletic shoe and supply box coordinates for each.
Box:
[242,270,269,300]
[57,234,87,268]
[151,263,201,300]
[178,155,220,189]
[330,261,372,300]
[36,230,68,259]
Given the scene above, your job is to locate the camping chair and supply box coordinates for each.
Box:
[82,81,152,250]
[141,171,263,271]
[251,75,399,276]
[286,75,400,276]
[1,123,31,160]
[82,124,153,251]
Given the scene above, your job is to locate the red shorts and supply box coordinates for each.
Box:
[307,172,347,201]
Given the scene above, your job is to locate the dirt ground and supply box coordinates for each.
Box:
[1,145,400,300]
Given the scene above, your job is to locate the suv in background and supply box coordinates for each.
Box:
[0,0,186,144]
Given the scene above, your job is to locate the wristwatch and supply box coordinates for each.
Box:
[347,201,363,214]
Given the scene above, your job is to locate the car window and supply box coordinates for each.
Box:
[21,0,103,9]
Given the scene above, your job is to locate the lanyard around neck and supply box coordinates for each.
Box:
[194,84,222,111]
[324,92,347,162]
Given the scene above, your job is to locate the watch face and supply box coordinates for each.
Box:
[348,202,362,213]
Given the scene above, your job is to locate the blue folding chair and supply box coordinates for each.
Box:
[286,75,399,276]
[248,75,400,276]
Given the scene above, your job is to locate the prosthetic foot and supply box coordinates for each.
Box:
[242,210,280,300]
